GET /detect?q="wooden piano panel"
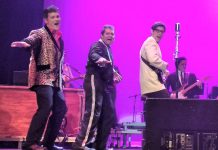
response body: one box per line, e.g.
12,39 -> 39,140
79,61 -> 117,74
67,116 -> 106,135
0,86 -> 84,138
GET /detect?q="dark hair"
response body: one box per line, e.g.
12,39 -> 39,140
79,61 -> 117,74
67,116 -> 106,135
175,57 -> 187,67
151,22 -> 166,32
101,25 -> 115,35
43,5 -> 59,19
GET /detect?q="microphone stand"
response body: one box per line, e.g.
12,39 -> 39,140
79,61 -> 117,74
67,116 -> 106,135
174,23 -> 181,98
128,94 -> 140,122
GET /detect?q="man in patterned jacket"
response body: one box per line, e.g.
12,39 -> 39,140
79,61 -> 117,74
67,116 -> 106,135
11,6 -> 67,150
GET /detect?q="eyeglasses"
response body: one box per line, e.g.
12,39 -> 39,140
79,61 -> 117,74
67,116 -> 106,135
154,29 -> 165,33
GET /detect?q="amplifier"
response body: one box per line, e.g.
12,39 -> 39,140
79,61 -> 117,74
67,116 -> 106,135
144,99 -> 218,150
210,86 -> 218,99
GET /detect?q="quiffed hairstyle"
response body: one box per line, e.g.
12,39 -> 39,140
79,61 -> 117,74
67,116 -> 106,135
175,57 -> 187,67
101,25 -> 115,35
151,22 -> 166,32
43,5 -> 59,19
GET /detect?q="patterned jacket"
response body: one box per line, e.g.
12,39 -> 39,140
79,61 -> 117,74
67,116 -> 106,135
23,26 -> 64,90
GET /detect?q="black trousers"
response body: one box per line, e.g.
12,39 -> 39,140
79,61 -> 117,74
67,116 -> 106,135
142,89 -> 170,99
74,74 -> 115,150
111,85 -> 118,128
24,85 -> 67,149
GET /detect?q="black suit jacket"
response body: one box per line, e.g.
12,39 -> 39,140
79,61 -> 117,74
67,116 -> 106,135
165,72 -> 203,98
86,41 -> 114,84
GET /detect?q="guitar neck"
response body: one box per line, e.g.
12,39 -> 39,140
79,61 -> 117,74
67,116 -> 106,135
182,82 -> 198,95
68,77 -> 82,82
180,76 -> 209,95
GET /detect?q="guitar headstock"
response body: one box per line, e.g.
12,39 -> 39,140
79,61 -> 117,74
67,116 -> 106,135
200,76 -> 212,82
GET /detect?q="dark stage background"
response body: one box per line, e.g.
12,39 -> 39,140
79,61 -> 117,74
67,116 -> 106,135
0,0 -> 44,85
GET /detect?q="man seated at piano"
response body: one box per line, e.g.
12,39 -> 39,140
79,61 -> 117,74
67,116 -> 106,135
62,63 -> 85,88
165,57 -> 203,99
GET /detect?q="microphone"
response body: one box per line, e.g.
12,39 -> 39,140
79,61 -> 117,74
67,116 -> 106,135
174,22 -> 181,59
175,23 -> 180,32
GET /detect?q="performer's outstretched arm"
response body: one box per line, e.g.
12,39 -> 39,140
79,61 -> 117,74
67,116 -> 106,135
11,41 -> 30,48
11,30 -> 41,48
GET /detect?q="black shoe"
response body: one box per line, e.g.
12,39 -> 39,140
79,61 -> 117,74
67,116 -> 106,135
53,145 -> 64,150
84,143 -> 96,150
45,145 -> 63,150
22,144 -> 46,150
71,143 -> 84,150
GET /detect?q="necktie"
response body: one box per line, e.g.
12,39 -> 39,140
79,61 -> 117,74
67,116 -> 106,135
181,72 -> 185,85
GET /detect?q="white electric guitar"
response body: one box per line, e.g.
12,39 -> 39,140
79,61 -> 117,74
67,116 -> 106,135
171,76 -> 210,99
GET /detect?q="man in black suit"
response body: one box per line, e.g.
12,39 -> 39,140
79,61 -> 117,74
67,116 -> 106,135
72,25 -> 122,150
165,57 -> 203,99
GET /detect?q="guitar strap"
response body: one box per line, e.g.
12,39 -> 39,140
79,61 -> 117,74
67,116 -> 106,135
141,56 -> 163,83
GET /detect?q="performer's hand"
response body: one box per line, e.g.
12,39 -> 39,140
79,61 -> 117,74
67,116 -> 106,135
11,41 -> 30,48
63,75 -> 71,83
114,71 -> 122,83
79,74 -> 85,79
96,57 -> 111,64
196,80 -> 202,88
162,69 -> 170,82
164,69 -> 170,77
170,93 -> 176,99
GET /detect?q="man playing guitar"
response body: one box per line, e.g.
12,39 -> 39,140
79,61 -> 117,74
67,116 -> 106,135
165,57 -> 203,99
62,63 -> 85,88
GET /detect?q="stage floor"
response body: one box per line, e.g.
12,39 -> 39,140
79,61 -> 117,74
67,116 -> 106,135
0,142 -> 141,150
0,148 -> 142,150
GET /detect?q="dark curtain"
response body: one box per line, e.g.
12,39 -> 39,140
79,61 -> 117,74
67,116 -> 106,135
0,0 -> 44,85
